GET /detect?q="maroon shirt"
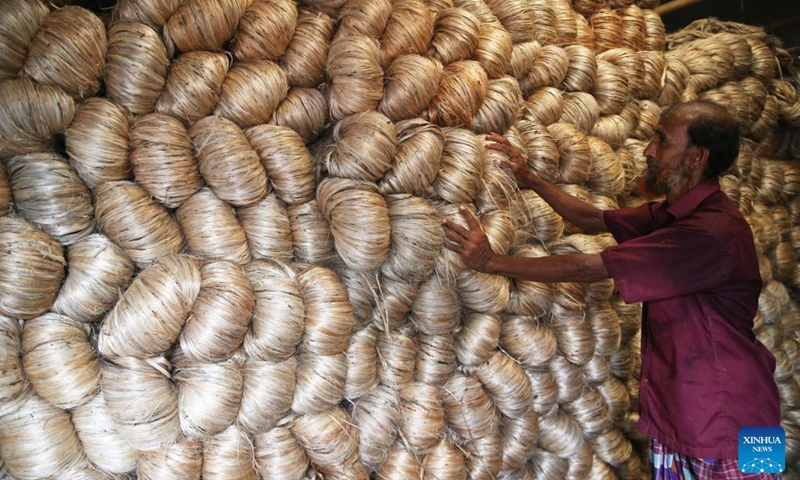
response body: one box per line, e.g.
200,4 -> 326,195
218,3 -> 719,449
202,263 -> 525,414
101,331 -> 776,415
600,177 -> 780,459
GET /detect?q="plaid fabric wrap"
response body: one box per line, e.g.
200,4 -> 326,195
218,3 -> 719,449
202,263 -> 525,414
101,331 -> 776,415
650,438 -> 783,480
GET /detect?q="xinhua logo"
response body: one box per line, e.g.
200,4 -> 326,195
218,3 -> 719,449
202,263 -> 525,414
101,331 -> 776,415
738,426 -> 785,473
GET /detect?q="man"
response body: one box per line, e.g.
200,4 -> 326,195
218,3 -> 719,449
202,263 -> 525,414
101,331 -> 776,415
442,101 -> 781,479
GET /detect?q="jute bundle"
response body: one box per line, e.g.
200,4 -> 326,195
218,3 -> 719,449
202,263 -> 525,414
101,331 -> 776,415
463,433 -> 504,480
297,263 -> 355,355
549,0 -> 577,45
380,54 -> 443,121
509,41 -> 542,80
505,244 -> 554,315
176,188 -> 252,263
317,177 -> 391,272
203,424 -> 258,480
231,0 -> 297,61
288,200 -> 335,264
0,315 -> 26,417
0,0 -> 49,80
283,8 -> 335,88
0,393 -> 87,480
336,0 -> 392,39
523,87 -> 564,127
427,7 -> 480,65
236,195 -> 293,261
591,111 -> 634,149
94,181 -> 185,266
773,80 -> 800,129
180,261 -> 254,362
572,0 -> 604,16
527,45 -> 569,90
584,352 -> 612,386
399,382 -> 446,455
528,0 -> 558,45
590,8 -> 624,54
327,34 -> 384,121
376,442 -> 422,479
104,21 -> 168,115
456,267 -> 511,315
421,440 -> 467,479
501,314 -> 558,372
0,78 -> 74,159
591,60 -> 630,117
598,48 -> 644,100
474,22 -> 512,79
6,153 -> 94,245
587,302 -> 623,356
0,163 -> 8,217
575,14 -> 596,53
481,0 -> 531,43
453,312 -> 500,367
65,97 -> 132,188
620,140 -> 646,195
428,60 -> 488,127
214,61 -> 288,129
671,35 -> 737,94
441,372 -> 499,440
254,427 -> 309,480
563,44 -> 597,93
270,88 -> 328,144
289,407 -> 367,478
433,127 -> 485,204
476,148 -> 518,214
376,326 -> 418,389
115,0 -> 182,29
636,51 -> 667,104
472,76 -> 523,135
599,376 -> 631,424
416,333 -> 457,385
378,119 -> 443,195
21,313 -> 98,409
371,276 -> 416,331
327,259 -> 378,330
526,369 -> 558,414
410,276 -> 460,335
550,307 -> 596,366
190,115 -> 268,207
324,110 -> 397,182
500,410 -> 539,473
471,350 -> 533,419
593,427 -> 634,467
71,392 -> 138,474
565,442 -> 594,479
164,0 -> 248,53
0,215 -> 65,319
379,0 -> 434,67
630,99 -> 660,140
22,6 -> 106,98
345,326 -> 379,399
642,8 -> 665,51
137,436 -> 203,480
454,0 -> 497,25
100,356 -> 180,451
156,52 -> 230,125
238,356 -> 295,435
130,113 -> 203,208
587,136 -> 626,196
514,189 -> 564,244
243,259 -> 304,361
550,354 -> 584,404
560,91 -> 600,134
619,5 -> 647,52
747,37 -> 778,81
381,194 -> 443,283
548,122 -> 592,185
352,384 -> 401,468
174,357 -> 243,438
98,255 -> 201,358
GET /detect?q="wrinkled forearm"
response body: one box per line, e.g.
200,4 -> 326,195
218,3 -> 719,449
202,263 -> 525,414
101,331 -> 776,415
482,252 -> 610,283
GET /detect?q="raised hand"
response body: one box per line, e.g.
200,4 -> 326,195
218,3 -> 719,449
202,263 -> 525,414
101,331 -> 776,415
485,133 -> 537,189
441,206 -> 496,273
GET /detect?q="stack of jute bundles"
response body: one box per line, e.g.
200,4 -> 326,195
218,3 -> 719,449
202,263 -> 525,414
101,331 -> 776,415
0,0 -> 799,479
657,19 -> 800,478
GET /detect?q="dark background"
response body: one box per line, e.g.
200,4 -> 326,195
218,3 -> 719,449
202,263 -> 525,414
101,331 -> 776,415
657,0 -> 800,54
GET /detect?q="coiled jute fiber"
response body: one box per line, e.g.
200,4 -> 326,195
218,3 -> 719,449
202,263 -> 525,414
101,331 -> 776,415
3,0 -> 800,477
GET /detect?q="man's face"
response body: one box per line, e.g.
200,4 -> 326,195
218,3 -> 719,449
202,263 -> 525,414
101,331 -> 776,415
640,115 -> 693,199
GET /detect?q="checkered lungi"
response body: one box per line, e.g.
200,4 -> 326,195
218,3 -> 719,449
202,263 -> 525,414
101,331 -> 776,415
650,438 -> 783,480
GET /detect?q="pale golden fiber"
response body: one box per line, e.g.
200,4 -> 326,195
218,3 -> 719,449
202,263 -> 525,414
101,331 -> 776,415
156,52 -> 230,125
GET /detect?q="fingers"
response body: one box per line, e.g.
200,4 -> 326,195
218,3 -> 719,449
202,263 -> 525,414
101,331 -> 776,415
458,206 -> 482,231
485,133 -> 510,145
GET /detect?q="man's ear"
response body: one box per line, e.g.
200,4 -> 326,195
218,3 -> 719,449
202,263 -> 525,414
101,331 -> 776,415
690,145 -> 710,171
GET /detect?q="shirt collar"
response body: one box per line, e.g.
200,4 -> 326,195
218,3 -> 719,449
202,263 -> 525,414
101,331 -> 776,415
665,177 -> 720,220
